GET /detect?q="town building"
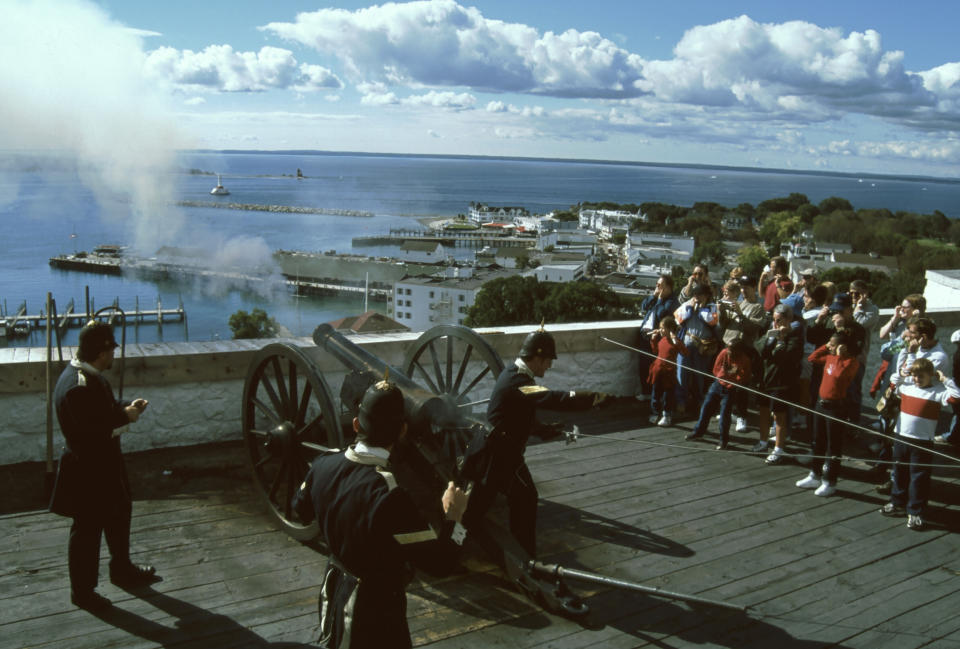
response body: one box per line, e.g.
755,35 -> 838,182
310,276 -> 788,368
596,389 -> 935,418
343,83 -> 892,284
923,269 -> 960,306
390,269 -> 515,330
468,203 -> 529,224
400,240 -> 446,264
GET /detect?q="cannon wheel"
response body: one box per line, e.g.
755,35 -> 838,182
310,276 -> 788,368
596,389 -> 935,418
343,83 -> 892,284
242,343 -> 341,540
402,325 -> 504,406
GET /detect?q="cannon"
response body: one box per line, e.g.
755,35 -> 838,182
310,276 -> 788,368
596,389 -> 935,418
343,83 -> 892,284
241,323 -> 745,616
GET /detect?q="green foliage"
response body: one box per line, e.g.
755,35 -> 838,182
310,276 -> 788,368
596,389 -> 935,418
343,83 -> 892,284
539,281 -> 625,323
693,240 -> 727,269
228,308 -> 279,339
818,196 -> 853,214
465,277 -> 628,326
580,201 -> 641,213
736,245 -> 769,279
553,209 -> 579,222
757,210 -> 804,251
756,193 -> 810,218
464,276 -> 545,326
611,232 -> 627,245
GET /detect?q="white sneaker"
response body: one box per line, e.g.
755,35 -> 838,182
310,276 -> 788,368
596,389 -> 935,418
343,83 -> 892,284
735,417 -> 748,433
657,414 -> 672,427
814,482 -> 837,497
796,473 -> 821,489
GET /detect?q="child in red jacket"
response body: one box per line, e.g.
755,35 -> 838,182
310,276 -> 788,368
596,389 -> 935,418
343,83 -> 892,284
796,332 -> 860,497
685,338 -> 752,449
648,316 -> 687,427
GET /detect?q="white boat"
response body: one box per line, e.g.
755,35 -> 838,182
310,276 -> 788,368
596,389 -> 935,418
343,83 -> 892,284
210,174 -> 230,196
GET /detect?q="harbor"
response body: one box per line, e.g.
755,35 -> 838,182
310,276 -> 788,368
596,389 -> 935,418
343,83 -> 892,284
353,226 -> 538,249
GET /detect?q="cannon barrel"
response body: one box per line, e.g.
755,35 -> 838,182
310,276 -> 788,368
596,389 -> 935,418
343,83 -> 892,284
530,561 -> 747,612
312,323 -> 475,450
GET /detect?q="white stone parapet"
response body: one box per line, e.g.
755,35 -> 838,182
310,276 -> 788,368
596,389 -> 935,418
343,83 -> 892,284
0,321 -> 644,465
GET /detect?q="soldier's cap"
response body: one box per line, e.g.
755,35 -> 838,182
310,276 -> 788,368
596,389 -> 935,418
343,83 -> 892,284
520,328 -> 557,360
357,379 -> 405,446
829,292 -> 853,313
78,321 -> 119,357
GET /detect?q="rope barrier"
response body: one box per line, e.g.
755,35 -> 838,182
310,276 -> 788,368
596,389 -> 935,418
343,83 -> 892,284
600,336 -> 960,467
563,428 -> 958,470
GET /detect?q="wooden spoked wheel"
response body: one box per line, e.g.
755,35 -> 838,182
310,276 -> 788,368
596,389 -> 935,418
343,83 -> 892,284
402,324 -> 504,408
242,343 -> 340,540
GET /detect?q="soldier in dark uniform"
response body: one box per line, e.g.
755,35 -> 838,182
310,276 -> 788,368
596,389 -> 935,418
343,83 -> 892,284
461,327 -> 607,557
297,380 -> 469,649
50,321 -> 158,612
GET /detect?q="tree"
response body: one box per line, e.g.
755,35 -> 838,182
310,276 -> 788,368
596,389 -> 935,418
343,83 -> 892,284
818,196 -> 853,215
229,308 -> 279,339
465,276 -> 544,326
538,280 -> 625,324
693,241 -> 727,269
736,244 -> 769,279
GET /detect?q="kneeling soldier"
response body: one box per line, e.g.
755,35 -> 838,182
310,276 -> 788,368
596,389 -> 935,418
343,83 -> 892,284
296,380 -> 469,649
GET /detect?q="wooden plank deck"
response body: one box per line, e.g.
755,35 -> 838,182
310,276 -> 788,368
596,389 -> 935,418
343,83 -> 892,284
2,403 -> 959,649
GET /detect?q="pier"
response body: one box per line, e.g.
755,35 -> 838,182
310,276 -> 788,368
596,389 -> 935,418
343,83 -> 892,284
353,227 -> 537,249
49,253 -> 391,303
0,293 -> 186,343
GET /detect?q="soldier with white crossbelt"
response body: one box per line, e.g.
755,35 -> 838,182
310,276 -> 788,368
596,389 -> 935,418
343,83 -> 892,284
295,379 -> 469,649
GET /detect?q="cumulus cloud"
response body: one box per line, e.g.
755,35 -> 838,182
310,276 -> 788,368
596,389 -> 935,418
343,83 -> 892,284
638,15 -> 959,130
821,138 -> 960,163
260,3 -> 959,137
144,44 -> 343,92
260,0 -> 644,98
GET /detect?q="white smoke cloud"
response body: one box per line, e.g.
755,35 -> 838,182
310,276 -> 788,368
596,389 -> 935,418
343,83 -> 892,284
0,0 -> 185,252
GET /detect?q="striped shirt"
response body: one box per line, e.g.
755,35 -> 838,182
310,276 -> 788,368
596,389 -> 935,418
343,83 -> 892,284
895,379 -> 960,440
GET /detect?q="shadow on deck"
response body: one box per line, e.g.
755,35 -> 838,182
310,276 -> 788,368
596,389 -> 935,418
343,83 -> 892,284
2,402 -> 959,648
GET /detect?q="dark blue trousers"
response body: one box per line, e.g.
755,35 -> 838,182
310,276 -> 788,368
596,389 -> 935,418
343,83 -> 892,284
890,435 -> 934,516
692,381 -> 737,444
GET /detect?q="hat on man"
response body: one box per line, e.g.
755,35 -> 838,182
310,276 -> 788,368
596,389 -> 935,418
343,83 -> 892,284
520,328 -> 557,360
951,329 -> 960,344
356,379 -> 405,447
800,267 -> 818,278
829,293 -> 853,313
78,320 -> 119,361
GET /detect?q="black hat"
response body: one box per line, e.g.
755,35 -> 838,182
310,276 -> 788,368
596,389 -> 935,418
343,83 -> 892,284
356,380 -> 405,447
78,321 -> 119,360
520,328 -> 557,360
829,293 -> 853,313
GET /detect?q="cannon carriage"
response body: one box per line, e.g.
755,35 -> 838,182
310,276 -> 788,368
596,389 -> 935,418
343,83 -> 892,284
240,323 -> 746,616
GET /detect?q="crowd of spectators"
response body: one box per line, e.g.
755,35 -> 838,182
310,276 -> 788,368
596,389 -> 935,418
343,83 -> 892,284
637,257 -> 960,530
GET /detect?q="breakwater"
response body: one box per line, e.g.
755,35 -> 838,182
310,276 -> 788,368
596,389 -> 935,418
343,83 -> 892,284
177,200 -> 374,217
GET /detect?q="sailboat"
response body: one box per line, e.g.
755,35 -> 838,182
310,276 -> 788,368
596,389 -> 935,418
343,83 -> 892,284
210,174 -> 230,196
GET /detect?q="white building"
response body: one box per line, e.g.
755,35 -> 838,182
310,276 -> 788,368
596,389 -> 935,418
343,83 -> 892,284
400,240 -> 446,263
531,264 -> 584,283
626,232 -> 696,256
468,203 -> 529,224
924,269 -> 960,306
391,270 -> 513,331
494,248 -> 531,269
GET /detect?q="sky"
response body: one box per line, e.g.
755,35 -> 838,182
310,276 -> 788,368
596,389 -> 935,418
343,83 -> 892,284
2,0 -> 960,178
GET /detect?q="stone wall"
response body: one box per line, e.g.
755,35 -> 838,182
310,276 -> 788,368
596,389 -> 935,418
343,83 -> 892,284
0,321 -> 643,465
4,309 -> 958,466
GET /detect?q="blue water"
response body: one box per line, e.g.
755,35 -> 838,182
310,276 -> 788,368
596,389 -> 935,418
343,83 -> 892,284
1,151 -> 957,347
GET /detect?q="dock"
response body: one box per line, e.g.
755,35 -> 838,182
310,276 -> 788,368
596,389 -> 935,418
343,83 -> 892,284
353,227 -> 537,249
2,402 -> 958,648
